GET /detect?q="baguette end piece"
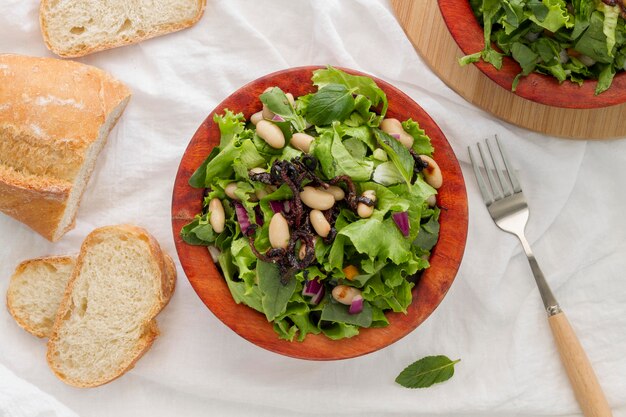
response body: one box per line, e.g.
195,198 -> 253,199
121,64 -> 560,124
0,54 -> 131,241
7,256 -> 77,338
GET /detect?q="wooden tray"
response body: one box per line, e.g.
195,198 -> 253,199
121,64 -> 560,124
390,0 -> 626,139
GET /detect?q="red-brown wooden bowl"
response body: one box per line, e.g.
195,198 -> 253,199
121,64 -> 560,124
439,0 -> 626,109
171,66 -> 468,360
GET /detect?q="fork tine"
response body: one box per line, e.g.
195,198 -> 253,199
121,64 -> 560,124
495,135 -> 522,193
478,141 -> 503,200
468,146 -> 494,205
486,136 -> 513,197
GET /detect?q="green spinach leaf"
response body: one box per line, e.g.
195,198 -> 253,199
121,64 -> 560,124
396,355 -> 461,389
305,84 -> 355,126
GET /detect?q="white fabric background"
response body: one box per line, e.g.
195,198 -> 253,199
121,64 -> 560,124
1,0 -> 625,416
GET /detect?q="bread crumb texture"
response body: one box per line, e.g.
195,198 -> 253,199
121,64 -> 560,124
41,0 -> 206,57
48,227 -> 165,386
7,256 -> 76,338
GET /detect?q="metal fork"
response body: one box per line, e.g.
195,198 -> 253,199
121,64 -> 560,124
469,136 -> 612,417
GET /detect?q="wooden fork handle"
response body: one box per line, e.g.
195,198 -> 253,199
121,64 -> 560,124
548,311 -> 613,417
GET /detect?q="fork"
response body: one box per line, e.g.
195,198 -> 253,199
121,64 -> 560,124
468,136 -> 612,417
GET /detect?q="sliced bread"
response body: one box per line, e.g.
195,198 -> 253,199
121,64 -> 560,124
6,253 -> 176,340
46,225 -> 177,387
40,0 -> 207,58
0,54 -> 131,241
7,256 -> 77,338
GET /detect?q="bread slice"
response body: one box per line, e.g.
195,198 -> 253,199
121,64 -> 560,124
7,256 -> 77,338
40,0 -> 207,58
46,225 -> 177,387
6,252 -> 176,340
0,54 -> 131,241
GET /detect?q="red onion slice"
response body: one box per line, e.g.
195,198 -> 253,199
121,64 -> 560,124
302,278 -> 322,296
390,133 -> 401,140
392,211 -> 410,237
303,278 -> 325,305
269,200 -> 285,214
233,201 -> 252,235
272,114 -> 285,122
349,295 -> 364,314
310,286 -> 325,305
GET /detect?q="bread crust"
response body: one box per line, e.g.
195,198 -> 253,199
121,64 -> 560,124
7,255 -> 76,338
46,225 -> 176,387
0,54 -> 131,241
40,0 -> 207,58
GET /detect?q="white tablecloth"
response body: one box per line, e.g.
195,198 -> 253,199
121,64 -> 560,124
1,1 -> 625,416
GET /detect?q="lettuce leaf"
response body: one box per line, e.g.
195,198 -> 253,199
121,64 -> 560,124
312,66 -> 388,117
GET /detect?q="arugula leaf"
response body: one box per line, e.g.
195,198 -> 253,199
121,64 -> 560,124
395,355 -> 461,389
305,84 -> 355,126
257,261 -> 297,321
373,129 -> 414,186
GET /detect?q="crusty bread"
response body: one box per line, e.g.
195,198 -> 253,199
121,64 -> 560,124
6,253 -> 176,339
46,225 -> 177,387
0,54 -> 131,241
40,0 -> 207,58
7,256 -> 77,338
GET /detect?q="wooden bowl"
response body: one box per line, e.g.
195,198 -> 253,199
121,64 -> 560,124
438,0 -> 626,109
171,66 -> 468,360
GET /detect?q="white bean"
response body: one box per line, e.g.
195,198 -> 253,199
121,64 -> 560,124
251,111 -> 264,125
290,132 -> 315,153
286,92 -> 295,106
300,186 -> 335,210
310,210 -> 331,238
325,185 -> 345,201
427,194 -> 437,207
224,183 -> 239,200
380,118 -> 414,149
249,167 -> 266,175
269,213 -> 290,249
331,285 -> 362,305
256,120 -> 285,149
209,198 -> 225,233
420,155 -> 443,189
357,190 -> 376,218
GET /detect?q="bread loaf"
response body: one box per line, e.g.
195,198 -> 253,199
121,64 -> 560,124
7,256 -> 77,338
46,225 -> 176,387
0,54 -> 131,241
40,0 -> 207,58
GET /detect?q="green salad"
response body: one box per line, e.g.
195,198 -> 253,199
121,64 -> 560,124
462,0 -> 626,94
181,67 -> 443,341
